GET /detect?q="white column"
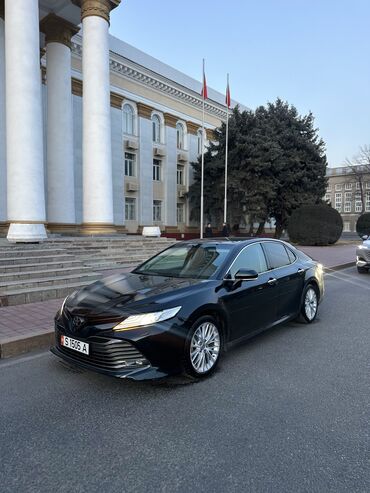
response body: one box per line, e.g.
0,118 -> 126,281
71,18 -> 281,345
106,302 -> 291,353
138,112 -> 153,226
164,124 -> 177,227
81,14 -> 114,232
41,15 -> 79,228
0,13 -> 6,223
5,0 -> 47,242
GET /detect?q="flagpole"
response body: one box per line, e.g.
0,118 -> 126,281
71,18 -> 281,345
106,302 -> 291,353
200,59 -> 205,239
223,73 -> 229,224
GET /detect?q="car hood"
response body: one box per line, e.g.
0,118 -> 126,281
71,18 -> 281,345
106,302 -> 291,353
65,272 -> 210,319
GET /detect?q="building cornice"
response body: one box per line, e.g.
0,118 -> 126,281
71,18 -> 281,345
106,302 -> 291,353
40,14 -> 80,49
71,39 -> 228,121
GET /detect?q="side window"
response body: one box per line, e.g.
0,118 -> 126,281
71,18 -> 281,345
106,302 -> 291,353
263,242 -> 291,269
229,243 -> 267,278
285,246 -> 296,264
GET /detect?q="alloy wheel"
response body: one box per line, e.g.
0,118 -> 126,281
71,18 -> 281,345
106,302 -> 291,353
304,287 -> 318,321
190,322 -> 220,374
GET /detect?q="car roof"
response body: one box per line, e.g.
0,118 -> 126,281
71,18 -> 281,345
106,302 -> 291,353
177,237 -> 289,247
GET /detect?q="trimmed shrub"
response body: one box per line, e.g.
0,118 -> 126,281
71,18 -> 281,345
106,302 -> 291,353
356,213 -> 370,238
288,205 -> 343,246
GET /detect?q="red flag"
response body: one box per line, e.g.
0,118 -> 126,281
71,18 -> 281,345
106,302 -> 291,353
201,65 -> 208,100
225,78 -> 231,108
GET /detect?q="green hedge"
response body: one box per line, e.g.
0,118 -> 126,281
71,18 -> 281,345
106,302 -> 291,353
288,205 -> 343,246
356,213 -> 370,238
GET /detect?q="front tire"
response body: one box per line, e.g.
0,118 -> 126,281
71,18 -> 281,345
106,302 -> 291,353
357,266 -> 368,274
183,316 -> 222,378
297,284 -> 319,324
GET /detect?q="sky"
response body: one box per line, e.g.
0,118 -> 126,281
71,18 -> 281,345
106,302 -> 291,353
110,0 -> 370,168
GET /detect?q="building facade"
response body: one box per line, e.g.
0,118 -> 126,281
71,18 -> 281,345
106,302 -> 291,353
0,0 -> 234,242
326,166 -> 370,232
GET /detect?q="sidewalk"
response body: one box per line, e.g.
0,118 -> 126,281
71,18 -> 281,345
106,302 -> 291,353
0,243 -> 358,359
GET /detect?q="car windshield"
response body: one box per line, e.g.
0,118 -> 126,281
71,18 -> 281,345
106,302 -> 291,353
134,243 -> 232,279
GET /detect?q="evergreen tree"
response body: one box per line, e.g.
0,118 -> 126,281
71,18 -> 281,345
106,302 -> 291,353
188,99 -> 328,237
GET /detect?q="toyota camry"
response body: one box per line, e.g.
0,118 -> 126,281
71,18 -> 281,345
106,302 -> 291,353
51,238 -> 324,380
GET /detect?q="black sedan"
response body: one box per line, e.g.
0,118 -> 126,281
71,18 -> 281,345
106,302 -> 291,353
51,239 -> 324,380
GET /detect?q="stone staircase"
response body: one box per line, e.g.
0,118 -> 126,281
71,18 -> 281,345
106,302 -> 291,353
0,237 -> 177,306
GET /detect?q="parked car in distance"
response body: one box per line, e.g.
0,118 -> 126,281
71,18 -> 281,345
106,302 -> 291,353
356,235 -> 370,273
51,238 -> 325,380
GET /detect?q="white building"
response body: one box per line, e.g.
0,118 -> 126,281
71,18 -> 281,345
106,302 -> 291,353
0,0 -> 236,242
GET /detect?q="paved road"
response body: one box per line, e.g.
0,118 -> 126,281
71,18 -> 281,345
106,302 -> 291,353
1,267 -> 369,493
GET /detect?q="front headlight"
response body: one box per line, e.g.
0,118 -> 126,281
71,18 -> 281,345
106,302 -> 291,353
113,306 -> 182,331
358,245 -> 368,250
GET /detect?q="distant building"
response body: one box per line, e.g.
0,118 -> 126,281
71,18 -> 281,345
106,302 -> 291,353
326,166 -> 370,232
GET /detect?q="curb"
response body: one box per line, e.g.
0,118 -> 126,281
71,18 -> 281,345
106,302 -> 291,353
323,261 -> 355,273
0,262 -> 357,360
0,330 -> 54,359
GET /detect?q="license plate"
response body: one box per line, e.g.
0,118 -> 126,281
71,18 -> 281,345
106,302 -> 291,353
61,335 -> 89,355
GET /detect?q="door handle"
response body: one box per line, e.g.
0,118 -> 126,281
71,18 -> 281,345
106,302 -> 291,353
267,278 -> 277,286
297,268 -> 304,274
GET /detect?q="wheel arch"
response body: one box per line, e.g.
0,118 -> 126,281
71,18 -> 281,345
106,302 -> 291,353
186,305 -> 230,347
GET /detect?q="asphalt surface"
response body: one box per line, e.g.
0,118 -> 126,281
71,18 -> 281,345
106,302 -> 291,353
0,267 -> 369,493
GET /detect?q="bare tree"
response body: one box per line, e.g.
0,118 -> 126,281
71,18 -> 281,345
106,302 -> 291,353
344,145 -> 370,213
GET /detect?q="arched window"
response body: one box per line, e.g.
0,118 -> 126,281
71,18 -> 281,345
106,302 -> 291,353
123,104 -> 134,135
152,114 -> 161,143
176,122 -> 185,149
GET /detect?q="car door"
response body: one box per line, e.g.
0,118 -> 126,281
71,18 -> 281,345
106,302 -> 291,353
220,243 -> 280,341
262,241 -> 305,320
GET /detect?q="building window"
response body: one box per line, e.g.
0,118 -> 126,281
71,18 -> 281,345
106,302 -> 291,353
326,185 -> 332,192
356,182 -> 361,190
125,197 -> 136,221
334,192 -> 342,212
153,159 -> 161,181
343,221 -> 351,232
177,165 -> 184,185
344,201 -> 351,213
152,114 -> 161,143
324,193 -> 331,203
177,203 -> 184,223
366,182 -> 370,189
124,152 -> 136,177
197,129 -> 203,155
123,104 -> 134,135
344,182 -> 352,190
335,184 -> 342,191
153,200 -> 162,222
366,192 -> 370,212
355,192 -> 362,212
176,123 -> 185,150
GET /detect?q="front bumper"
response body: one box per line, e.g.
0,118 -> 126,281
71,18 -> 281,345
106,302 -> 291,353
52,315 -> 187,380
356,248 -> 370,268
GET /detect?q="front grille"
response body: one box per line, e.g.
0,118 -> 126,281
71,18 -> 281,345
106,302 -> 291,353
364,251 -> 370,262
56,331 -> 149,371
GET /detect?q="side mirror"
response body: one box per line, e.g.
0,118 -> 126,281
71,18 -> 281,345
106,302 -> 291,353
234,269 -> 259,281
362,235 -> 369,240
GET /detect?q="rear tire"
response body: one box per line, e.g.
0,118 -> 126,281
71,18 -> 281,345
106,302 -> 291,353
357,266 -> 368,274
297,284 -> 319,324
183,315 -> 222,379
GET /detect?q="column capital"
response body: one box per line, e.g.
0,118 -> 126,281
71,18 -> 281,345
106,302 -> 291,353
137,102 -> 154,119
164,113 -> 178,128
187,121 -> 200,135
72,0 -> 121,23
40,14 -> 80,49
